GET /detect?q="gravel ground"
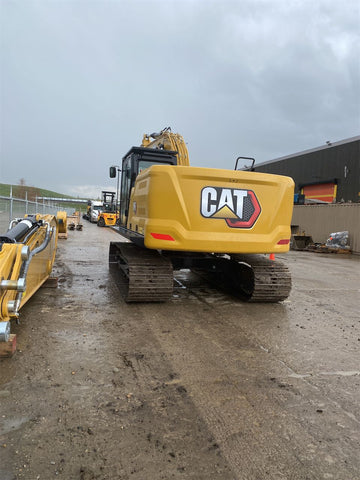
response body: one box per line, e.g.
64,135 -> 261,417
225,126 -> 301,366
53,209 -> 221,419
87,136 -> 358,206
1,222 -> 359,480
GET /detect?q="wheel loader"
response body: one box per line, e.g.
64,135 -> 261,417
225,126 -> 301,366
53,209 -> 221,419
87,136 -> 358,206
0,213 -> 61,343
109,127 -> 294,303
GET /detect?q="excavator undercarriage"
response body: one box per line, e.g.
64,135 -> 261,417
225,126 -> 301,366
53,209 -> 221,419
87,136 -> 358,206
109,242 -> 291,303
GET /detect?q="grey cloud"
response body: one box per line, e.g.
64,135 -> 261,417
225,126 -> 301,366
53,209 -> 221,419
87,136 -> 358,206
1,0 -> 359,197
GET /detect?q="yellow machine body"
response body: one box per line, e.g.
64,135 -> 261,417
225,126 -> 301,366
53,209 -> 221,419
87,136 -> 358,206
110,129 -> 294,303
128,165 -> 294,254
99,212 -> 117,226
97,191 -> 118,227
57,210 -> 67,233
0,214 -> 59,324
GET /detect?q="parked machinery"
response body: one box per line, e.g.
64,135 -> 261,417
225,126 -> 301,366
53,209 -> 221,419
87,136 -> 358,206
97,191 -> 118,227
109,128 -> 294,303
82,201 -> 91,221
0,213 -> 59,341
88,200 -> 104,223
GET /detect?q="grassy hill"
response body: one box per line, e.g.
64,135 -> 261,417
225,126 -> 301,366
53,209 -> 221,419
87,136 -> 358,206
0,183 -> 86,199
0,183 -> 88,211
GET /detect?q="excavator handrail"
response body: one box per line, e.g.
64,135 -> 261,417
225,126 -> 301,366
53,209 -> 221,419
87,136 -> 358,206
234,156 -> 256,171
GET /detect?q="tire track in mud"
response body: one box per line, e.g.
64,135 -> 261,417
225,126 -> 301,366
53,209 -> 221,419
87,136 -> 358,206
99,302 -> 236,479
1,225 -> 236,479
2,225 -> 359,479
140,288 -> 360,480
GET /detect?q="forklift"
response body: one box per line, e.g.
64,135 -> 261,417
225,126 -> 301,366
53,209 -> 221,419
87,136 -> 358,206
97,191 -> 118,227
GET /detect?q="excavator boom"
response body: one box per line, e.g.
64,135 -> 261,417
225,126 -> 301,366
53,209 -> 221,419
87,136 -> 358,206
141,127 -> 190,166
0,213 -> 59,342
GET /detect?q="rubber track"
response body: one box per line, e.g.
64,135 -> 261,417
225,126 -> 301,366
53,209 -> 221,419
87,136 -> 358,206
231,254 -> 292,302
110,242 -> 173,302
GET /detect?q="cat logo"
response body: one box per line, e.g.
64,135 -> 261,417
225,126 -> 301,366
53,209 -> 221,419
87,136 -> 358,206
200,186 -> 261,228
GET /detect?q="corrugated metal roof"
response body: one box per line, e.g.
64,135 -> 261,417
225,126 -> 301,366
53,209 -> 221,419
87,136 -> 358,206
257,135 -> 360,167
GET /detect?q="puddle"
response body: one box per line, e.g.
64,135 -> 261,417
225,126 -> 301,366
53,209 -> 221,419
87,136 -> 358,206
0,416 -> 30,435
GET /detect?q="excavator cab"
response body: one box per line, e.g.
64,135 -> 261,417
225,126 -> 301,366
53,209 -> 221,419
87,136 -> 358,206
118,147 -> 177,227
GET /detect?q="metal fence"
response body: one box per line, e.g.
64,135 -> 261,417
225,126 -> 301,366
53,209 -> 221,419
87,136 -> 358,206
0,189 -> 74,234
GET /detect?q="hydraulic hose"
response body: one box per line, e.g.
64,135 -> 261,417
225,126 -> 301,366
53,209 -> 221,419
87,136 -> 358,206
4,222 -> 55,322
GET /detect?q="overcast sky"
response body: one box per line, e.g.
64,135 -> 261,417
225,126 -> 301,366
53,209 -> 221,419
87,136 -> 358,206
1,0 -> 359,198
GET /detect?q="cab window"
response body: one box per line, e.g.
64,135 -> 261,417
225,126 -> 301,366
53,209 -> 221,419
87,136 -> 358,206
138,160 -> 172,173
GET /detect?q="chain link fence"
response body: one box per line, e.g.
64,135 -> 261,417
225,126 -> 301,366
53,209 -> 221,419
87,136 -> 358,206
0,191 -> 74,234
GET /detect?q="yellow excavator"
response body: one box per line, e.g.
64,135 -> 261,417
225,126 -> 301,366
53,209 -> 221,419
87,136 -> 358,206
0,213 -> 61,343
109,127 -> 294,302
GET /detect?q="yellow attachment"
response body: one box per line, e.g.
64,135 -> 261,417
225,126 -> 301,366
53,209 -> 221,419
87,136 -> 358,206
128,165 -> 294,254
0,214 -> 58,322
57,211 -> 67,233
141,128 -> 190,166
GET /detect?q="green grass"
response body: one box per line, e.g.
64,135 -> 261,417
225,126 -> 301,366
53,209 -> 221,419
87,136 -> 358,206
0,183 -> 89,211
0,183 -> 86,199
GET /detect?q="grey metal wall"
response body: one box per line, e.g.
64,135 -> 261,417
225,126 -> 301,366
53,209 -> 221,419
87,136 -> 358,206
292,203 -> 360,254
254,137 -> 360,203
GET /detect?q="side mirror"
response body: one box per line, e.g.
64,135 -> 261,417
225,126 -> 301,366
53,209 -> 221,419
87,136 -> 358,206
109,166 -> 117,178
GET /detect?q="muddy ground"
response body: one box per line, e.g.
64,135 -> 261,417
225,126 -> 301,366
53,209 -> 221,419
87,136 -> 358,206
0,222 -> 359,480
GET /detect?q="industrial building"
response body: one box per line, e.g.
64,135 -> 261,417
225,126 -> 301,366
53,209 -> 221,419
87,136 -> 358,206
254,136 -> 360,253
254,135 -> 360,204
